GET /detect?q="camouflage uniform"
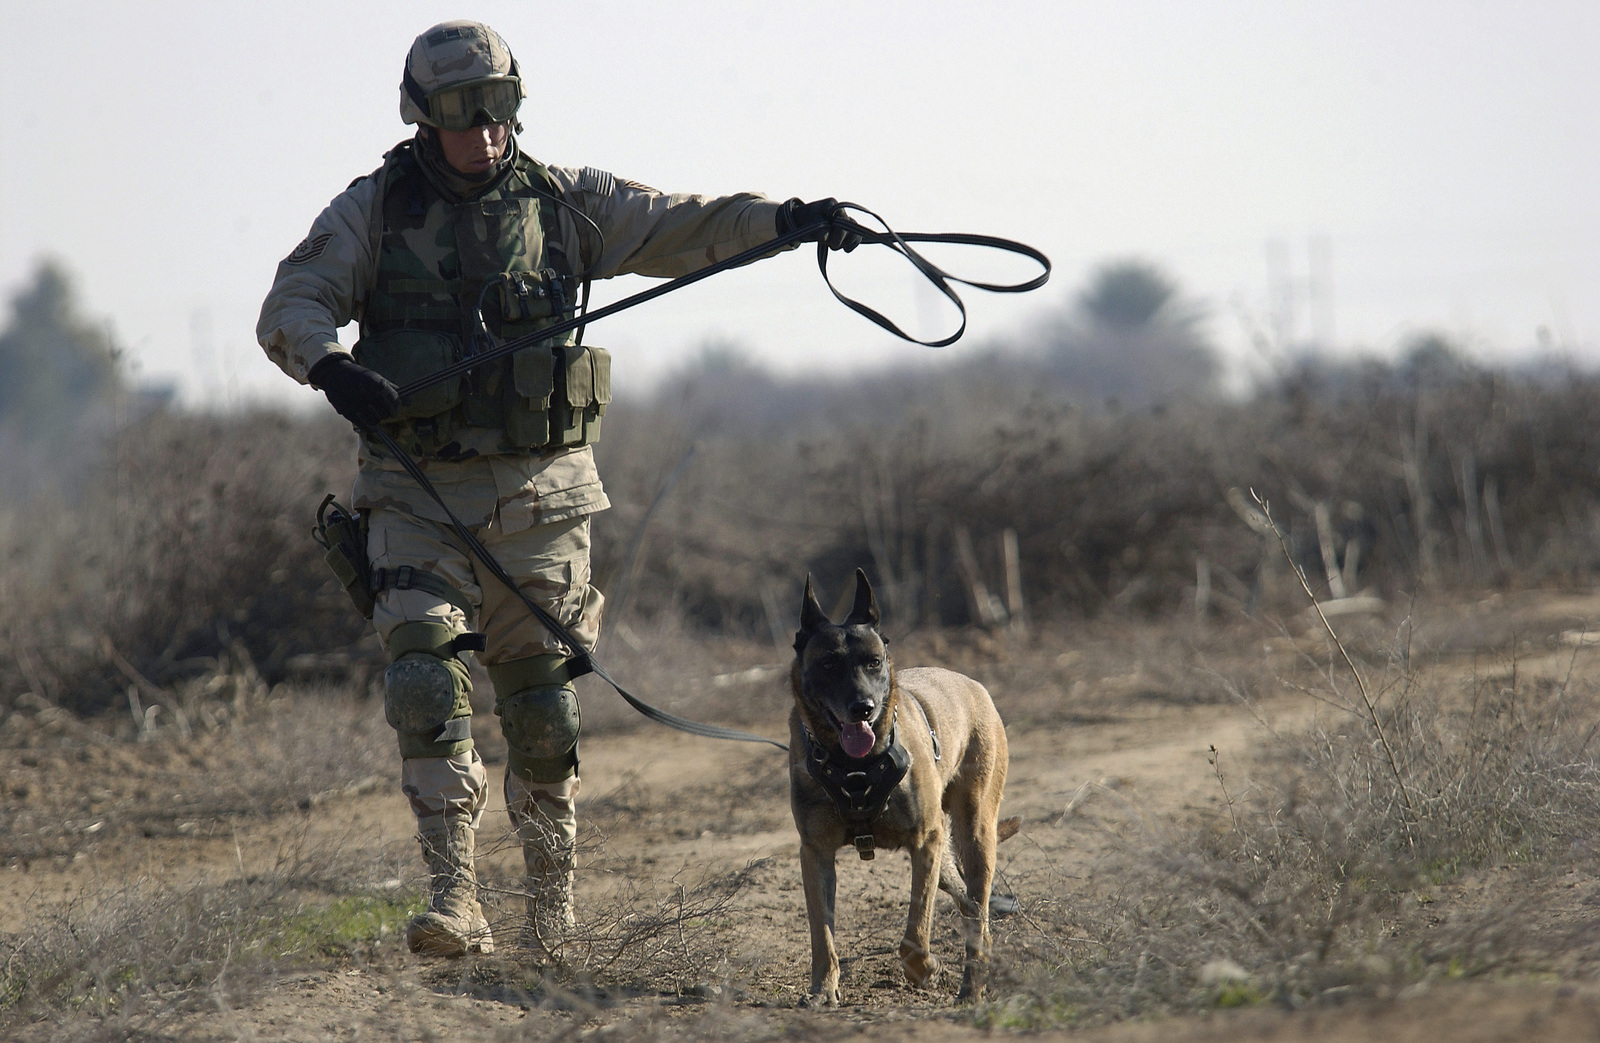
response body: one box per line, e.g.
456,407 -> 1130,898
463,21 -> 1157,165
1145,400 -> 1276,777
257,24 -> 785,961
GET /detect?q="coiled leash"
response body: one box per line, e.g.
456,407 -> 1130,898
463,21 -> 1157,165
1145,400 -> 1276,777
396,207 -> 1051,399
366,208 -> 1051,749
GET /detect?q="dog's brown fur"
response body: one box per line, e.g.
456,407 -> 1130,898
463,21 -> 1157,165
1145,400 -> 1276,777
788,569 -> 1015,1006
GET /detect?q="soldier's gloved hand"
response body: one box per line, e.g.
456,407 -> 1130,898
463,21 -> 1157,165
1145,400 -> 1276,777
308,354 -> 401,429
776,197 -> 862,252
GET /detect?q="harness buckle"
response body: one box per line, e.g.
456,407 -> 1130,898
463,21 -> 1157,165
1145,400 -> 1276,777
853,834 -> 876,860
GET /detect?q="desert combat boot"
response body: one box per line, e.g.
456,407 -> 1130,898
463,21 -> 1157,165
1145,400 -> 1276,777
510,776 -> 578,962
406,821 -> 494,957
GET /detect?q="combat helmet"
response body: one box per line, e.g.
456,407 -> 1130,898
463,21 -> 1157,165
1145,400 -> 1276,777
400,20 -> 524,129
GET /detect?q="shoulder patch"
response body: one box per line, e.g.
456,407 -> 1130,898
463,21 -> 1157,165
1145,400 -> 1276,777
617,177 -> 659,194
578,166 -> 616,197
284,232 -> 333,265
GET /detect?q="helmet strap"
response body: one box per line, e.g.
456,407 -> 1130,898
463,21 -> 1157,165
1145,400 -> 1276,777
401,64 -> 431,111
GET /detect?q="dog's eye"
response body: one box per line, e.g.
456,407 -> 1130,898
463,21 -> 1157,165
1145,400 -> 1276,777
866,657 -> 883,671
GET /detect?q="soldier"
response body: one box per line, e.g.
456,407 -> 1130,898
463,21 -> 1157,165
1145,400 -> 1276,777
257,20 -> 857,960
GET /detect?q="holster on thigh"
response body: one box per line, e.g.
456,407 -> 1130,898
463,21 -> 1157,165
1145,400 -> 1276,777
384,621 -> 478,759
490,654 -> 581,784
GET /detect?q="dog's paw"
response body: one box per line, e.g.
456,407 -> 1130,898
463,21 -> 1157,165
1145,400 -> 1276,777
956,960 -> 988,1003
800,987 -> 840,1009
898,939 -> 942,989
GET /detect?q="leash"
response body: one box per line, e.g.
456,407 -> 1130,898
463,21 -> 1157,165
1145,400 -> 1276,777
369,425 -> 790,751
815,203 -> 1051,348
396,208 -> 1051,398
371,207 -> 1051,750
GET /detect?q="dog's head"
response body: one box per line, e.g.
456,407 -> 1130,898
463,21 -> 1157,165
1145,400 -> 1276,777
792,568 -> 896,761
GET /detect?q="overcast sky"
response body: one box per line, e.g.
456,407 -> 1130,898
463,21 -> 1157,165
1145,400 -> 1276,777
2,0 -> 1596,408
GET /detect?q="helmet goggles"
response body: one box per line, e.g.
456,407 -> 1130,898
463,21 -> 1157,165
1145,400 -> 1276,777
425,77 -> 522,130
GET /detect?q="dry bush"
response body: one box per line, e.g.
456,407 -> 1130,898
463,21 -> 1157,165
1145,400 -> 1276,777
0,682 -> 394,865
0,408 -> 369,717
9,345 -> 1600,724
980,627 -> 1600,1028
0,827 -> 410,1035
471,833 -> 763,998
595,348 -> 1600,635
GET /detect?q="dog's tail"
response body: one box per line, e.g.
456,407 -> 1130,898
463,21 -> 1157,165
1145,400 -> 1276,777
939,816 -> 1025,918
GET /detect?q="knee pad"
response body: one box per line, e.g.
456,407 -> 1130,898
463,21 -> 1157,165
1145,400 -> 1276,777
385,621 -> 475,759
490,655 -> 581,783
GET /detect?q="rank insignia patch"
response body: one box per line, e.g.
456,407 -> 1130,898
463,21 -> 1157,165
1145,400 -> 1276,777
284,232 -> 333,265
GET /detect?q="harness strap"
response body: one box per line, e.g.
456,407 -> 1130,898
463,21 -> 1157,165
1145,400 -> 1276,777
801,720 -> 913,825
434,717 -> 473,744
901,690 -> 941,762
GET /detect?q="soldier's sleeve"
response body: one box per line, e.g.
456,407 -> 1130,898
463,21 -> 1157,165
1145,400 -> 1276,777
545,164 -> 787,280
255,174 -> 381,384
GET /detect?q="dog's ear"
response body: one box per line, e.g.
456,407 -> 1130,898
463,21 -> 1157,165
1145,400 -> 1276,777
844,567 -> 880,627
796,575 -> 829,653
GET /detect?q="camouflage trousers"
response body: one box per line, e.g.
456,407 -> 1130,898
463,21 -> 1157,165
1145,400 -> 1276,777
369,509 -> 603,664
370,507 -> 603,826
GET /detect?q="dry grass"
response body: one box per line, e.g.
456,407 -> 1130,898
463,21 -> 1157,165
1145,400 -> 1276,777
7,348 -> 1600,1037
0,828 -> 410,1033
977,614 -> 1600,1029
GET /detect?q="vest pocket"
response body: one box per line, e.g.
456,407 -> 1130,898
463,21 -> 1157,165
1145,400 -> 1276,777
507,343 -> 556,447
559,345 -> 611,446
506,343 -> 611,448
353,330 -> 462,420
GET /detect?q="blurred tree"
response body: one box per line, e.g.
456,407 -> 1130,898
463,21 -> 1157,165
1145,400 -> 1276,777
0,261 -> 123,442
1080,261 -> 1183,328
1398,331 -> 1480,391
1041,259 -> 1219,406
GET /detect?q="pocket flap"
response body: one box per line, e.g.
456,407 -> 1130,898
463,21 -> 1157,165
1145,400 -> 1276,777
565,346 -> 593,407
591,346 -> 612,407
512,343 -> 556,407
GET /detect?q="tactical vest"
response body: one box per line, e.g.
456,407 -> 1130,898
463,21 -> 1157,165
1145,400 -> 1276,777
355,142 -> 610,457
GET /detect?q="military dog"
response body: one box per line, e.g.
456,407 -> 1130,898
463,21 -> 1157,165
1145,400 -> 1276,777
789,569 -> 1016,1006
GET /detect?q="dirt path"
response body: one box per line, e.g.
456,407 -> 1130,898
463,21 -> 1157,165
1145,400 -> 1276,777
8,595 -> 1600,1040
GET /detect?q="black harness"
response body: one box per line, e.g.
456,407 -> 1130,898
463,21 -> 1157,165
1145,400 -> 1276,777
801,718 -> 912,861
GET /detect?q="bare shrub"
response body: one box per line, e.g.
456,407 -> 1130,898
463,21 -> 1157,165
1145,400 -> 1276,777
594,345 -> 1600,633
0,408 -> 369,717
459,822 -> 762,1003
983,628 -> 1600,1028
0,682 -> 393,865
0,829 -> 408,1034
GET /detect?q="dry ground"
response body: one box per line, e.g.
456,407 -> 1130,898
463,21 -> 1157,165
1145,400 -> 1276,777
6,590 -> 1600,1040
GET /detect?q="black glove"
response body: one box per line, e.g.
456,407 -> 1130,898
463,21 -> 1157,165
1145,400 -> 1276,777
308,354 -> 401,429
776,197 -> 862,252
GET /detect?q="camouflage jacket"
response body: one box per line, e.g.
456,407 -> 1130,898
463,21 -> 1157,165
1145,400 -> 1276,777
257,141 -> 784,534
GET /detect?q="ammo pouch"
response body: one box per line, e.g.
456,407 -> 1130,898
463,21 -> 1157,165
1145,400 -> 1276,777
352,327 -> 610,453
353,330 -> 462,421
506,341 -> 612,449
313,494 -> 375,619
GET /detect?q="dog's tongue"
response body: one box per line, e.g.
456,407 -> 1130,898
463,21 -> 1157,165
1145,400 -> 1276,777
840,721 -> 876,759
